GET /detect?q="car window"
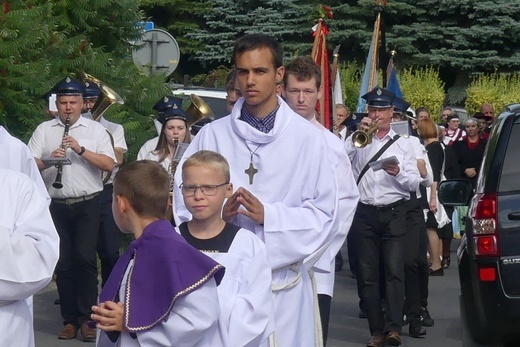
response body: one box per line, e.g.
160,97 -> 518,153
499,122 -> 520,192
202,97 -> 229,119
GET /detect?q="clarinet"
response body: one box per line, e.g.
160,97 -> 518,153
52,113 -> 71,189
166,139 -> 179,221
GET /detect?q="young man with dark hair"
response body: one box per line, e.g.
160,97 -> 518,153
174,34 -> 339,346
282,56 -> 359,345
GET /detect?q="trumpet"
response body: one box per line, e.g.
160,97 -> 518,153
351,119 -> 380,148
52,113 -> 71,189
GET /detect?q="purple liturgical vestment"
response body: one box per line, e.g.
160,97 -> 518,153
98,219 -> 225,332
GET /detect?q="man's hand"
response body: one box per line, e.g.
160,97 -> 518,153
51,147 -> 66,158
62,135 -> 82,154
223,190 -> 241,222
359,117 -> 373,132
91,301 -> 124,332
223,187 -> 264,225
465,168 -> 477,178
383,162 -> 400,176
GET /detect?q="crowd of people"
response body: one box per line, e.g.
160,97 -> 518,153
1,32 -> 493,347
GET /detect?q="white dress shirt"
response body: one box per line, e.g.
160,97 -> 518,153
28,116 -> 115,198
346,128 -> 421,206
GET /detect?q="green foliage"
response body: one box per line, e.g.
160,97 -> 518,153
465,72 -> 520,115
338,61 -> 362,112
399,66 -> 445,123
188,0 -> 320,65
140,0 -> 210,53
191,65 -> 232,88
0,1 -> 168,159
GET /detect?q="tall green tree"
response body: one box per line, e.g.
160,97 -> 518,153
188,0 -> 321,66
0,1 -> 169,159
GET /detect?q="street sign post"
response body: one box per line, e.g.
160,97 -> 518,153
132,29 -> 180,76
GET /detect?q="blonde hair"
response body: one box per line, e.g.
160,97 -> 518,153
182,150 -> 230,182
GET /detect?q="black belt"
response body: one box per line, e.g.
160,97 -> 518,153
52,192 -> 100,205
360,198 -> 406,210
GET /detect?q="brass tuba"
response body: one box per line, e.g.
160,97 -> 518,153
351,120 -> 380,148
78,72 -> 124,183
186,94 -> 215,127
77,72 -> 124,121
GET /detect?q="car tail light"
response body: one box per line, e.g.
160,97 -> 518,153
471,193 -> 499,257
479,267 -> 497,282
474,235 -> 497,255
472,193 -> 497,234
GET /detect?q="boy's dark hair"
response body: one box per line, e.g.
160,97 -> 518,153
225,69 -> 236,92
114,160 -> 169,219
233,33 -> 284,69
182,150 -> 230,183
283,56 -> 321,89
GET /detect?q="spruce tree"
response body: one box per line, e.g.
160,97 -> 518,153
188,0 -> 320,66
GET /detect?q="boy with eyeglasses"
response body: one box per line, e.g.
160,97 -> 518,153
91,160 -> 224,346
177,150 -> 275,347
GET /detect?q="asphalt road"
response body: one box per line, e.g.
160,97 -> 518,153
32,239 -> 499,347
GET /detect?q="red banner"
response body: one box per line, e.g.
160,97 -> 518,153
311,19 -> 331,129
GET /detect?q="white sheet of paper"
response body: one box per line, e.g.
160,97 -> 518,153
369,155 -> 399,171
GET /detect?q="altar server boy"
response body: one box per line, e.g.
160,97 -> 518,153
178,150 -> 275,347
91,160 -> 225,346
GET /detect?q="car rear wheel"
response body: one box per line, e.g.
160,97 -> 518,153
460,294 -> 498,344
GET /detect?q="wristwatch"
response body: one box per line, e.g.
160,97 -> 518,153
77,146 -> 86,156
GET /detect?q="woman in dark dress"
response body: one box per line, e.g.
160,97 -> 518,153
453,118 -> 487,191
437,126 -> 461,268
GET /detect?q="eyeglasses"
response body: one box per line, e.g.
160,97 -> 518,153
442,113 -> 451,117
179,182 -> 229,197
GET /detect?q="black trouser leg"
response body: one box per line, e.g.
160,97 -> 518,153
52,197 -> 100,326
347,228 -> 359,278
97,185 -> 121,287
403,196 -> 422,325
356,203 -> 406,334
318,294 -> 331,345
417,212 -> 429,309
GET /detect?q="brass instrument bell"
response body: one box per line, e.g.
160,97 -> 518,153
351,121 -> 380,148
77,72 -> 124,121
186,94 -> 215,127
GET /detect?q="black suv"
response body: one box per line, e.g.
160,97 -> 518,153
439,104 -> 520,345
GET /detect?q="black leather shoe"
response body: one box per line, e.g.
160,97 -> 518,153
442,256 -> 451,268
428,267 -> 444,276
409,323 -> 427,338
420,307 -> 435,326
358,310 -> 367,319
386,331 -> 402,346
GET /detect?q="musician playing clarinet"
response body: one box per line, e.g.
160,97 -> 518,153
28,76 -> 115,342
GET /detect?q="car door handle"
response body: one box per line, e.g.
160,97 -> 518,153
508,212 -> 520,220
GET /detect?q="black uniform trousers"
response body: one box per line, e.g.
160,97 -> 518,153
51,196 -> 100,327
97,184 -> 121,287
403,193 -> 429,324
353,200 -> 407,334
